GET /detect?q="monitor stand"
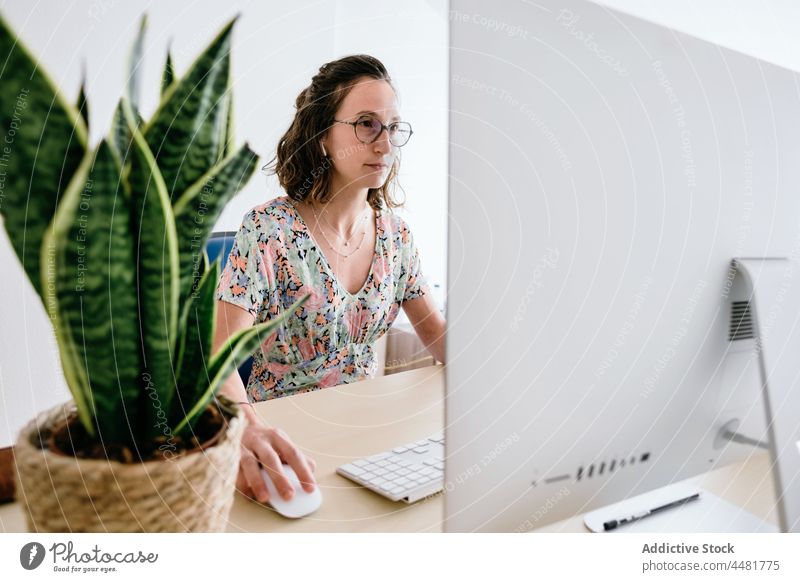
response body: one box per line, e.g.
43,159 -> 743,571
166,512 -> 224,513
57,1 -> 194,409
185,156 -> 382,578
585,258 -> 800,533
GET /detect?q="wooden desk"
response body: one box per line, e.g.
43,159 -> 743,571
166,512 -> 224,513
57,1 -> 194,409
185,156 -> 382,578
0,364 -> 778,532
227,365 -> 446,532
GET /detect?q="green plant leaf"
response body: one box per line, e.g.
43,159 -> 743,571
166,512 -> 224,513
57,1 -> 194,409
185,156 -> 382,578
126,14 -> 147,113
0,12 -> 87,298
221,83 -> 234,159
40,151 -> 95,436
170,258 -> 219,426
160,48 -> 175,97
173,294 -> 310,436
143,16 -> 237,202
173,142 -> 257,302
108,15 -> 148,163
76,67 -> 89,131
109,100 -> 143,164
123,100 -> 181,439
44,141 -> 141,444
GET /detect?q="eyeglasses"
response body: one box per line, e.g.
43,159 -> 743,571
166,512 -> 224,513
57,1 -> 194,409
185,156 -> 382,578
333,115 -> 413,147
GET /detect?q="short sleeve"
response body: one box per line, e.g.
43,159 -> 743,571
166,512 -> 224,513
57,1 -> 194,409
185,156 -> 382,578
216,211 -> 270,317
399,218 -> 430,303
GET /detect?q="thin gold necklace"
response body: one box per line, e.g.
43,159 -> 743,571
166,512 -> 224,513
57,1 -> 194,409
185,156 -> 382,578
311,204 -> 369,259
318,203 -> 368,247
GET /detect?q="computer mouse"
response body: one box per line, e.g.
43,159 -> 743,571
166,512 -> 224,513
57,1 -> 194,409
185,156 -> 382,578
259,464 -> 322,518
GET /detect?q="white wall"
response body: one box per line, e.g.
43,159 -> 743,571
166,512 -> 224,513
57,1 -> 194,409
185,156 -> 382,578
594,0 -> 800,72
0,0 -> 447,447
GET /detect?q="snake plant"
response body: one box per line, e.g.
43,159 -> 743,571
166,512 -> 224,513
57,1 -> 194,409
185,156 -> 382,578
0,14 -> 306,447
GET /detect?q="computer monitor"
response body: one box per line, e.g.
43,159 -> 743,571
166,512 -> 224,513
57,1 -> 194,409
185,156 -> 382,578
444,0 -> 800,532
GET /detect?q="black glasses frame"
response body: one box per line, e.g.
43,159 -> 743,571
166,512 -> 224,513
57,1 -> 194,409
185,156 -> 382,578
333,115 -> 414,147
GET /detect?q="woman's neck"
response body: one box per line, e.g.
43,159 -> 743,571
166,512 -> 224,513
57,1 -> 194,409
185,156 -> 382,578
311,184 -> 371,234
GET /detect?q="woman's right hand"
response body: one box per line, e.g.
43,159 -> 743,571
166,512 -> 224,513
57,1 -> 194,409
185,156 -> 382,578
214,301 -> 317,503
236,415 -> 317,504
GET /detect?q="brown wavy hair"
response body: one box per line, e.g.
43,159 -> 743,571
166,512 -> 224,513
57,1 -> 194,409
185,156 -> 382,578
265,54 -> 405,211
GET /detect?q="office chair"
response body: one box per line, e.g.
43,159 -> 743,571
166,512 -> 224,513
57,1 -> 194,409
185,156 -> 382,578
206,232 -> 254,387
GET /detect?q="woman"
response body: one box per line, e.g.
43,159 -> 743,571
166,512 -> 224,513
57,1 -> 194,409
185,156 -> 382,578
215,55 -> 446,505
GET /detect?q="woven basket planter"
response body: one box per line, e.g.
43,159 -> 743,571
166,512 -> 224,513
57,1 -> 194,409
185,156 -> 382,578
14,400 -> 245,532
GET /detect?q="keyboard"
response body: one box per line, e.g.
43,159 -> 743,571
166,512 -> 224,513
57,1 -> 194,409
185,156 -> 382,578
336,433 -> 445,503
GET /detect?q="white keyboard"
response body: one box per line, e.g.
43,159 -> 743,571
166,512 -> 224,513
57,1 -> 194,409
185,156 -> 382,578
336,433 -> 445,503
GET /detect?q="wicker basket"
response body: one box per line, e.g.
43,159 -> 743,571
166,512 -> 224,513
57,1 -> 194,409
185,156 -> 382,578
14,400 -> 244,532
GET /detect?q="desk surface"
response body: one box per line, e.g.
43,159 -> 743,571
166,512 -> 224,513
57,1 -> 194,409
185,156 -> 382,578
0,365 -> 778,532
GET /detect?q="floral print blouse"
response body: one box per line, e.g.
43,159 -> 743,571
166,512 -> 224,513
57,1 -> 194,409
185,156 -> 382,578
216,195 -> 429,402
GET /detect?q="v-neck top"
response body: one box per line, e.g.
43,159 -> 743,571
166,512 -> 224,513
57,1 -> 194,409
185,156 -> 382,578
288,197 -> 379,297
216,195 -> 430,401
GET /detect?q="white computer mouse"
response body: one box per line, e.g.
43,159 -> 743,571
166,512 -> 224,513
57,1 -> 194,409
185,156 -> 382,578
259,465 -> 322,518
